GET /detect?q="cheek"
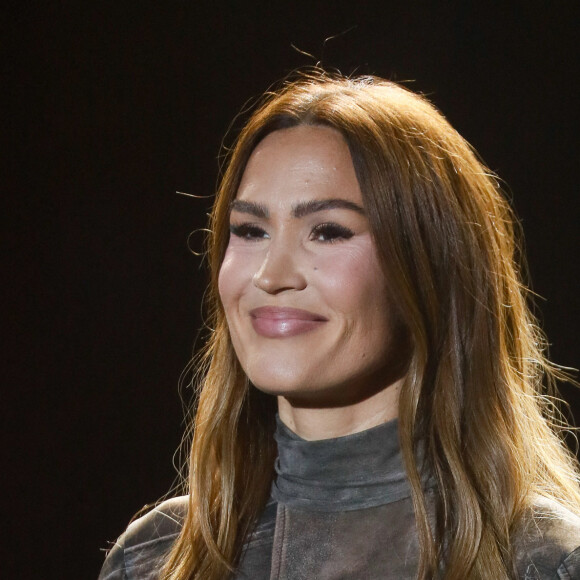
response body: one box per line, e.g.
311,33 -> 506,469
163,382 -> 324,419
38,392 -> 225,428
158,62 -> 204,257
314,246 -> 387,319
217,248 -> 246,307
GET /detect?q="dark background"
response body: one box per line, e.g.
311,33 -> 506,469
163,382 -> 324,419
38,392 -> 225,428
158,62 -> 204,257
4,2 -> 579,578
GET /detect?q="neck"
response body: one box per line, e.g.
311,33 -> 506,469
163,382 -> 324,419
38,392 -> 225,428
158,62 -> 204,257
277,376 -> 403,441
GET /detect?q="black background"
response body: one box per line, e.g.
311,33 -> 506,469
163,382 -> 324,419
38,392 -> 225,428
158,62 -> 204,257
4,2 -> 579,578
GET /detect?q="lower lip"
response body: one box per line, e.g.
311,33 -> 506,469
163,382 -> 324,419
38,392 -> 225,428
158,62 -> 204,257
251,317 -> 326,338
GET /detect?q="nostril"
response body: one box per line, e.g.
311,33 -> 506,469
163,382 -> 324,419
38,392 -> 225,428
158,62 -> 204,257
252,251 -> 307,294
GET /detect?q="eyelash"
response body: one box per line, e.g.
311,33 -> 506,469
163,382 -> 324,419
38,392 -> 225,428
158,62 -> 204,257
310,222 -> 354,243
229,223 -> 268,241
229,222 -> 354,243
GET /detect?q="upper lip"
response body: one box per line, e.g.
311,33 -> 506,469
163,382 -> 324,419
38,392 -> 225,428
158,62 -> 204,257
249,306 -> 327,321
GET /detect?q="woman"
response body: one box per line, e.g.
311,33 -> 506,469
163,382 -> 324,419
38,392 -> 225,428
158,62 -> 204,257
99,72 -> 580,579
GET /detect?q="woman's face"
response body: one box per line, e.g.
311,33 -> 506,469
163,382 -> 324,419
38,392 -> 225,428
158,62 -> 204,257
218,125 -> 403,406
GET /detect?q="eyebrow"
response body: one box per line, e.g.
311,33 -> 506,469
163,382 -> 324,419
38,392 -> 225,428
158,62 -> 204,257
230,198 -> 365,219
292,199 -> 365,218
230,200 -> 269,218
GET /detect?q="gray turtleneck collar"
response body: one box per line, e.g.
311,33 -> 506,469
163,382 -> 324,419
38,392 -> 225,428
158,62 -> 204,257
271,415 -> 415,512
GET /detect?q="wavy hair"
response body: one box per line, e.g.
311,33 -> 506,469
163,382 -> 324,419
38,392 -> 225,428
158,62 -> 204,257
162,72 -> 580,579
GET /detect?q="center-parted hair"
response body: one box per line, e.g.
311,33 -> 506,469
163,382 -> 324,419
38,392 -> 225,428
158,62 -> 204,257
163,72 -> 580,580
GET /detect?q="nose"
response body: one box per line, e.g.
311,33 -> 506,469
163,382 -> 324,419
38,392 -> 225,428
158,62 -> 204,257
253,241 -> 307,294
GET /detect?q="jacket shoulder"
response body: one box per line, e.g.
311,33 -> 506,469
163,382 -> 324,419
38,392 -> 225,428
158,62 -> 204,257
515,496 -> 580,579
98,496 -> 187,580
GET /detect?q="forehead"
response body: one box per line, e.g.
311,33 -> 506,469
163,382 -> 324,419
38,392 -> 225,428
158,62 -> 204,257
236,125 -> 363,207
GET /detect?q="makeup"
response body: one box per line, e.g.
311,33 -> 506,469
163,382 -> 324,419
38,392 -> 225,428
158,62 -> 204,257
250,307 -> 327,338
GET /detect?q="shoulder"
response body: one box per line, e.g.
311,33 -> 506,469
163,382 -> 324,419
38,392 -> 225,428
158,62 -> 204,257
122,496 -> 187,547
514,495 -> 580,579
98,496 -> 187,580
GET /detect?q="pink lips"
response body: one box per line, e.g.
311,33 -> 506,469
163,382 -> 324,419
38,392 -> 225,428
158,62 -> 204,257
249,307 -> 327,338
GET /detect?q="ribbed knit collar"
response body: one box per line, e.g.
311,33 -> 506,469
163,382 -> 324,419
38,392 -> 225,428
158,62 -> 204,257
271,415 -> 416,512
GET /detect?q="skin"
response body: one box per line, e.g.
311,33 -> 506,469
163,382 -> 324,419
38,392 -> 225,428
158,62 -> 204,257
218,125 -> 407,440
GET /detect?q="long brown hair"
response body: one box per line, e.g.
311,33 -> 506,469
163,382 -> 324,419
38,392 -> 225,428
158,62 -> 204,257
163,71 -> 580,579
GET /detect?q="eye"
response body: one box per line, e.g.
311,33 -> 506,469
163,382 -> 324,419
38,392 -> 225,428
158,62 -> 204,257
310,222 -> 355,243
229,223 -> 269,241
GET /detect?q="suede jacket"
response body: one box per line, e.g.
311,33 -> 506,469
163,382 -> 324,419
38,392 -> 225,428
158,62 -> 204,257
99,419 -> 580,579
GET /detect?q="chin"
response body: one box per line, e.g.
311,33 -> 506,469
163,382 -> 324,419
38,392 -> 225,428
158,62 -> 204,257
248,373 -> 349,408
248,372 -> 312,397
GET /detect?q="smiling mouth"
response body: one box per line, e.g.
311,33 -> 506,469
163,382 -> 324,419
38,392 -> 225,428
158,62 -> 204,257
249,307 -> 327,338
